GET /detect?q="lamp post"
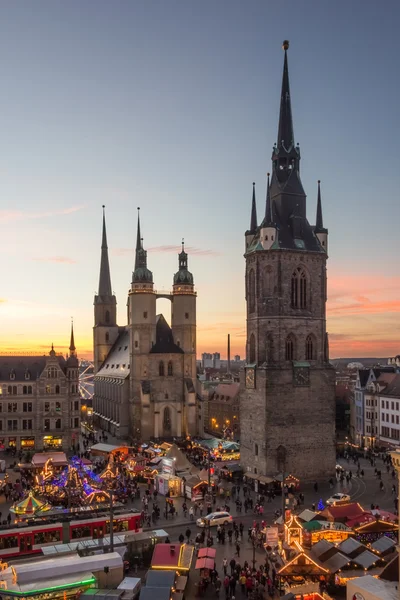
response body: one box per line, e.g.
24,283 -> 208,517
389,449 -> 400,600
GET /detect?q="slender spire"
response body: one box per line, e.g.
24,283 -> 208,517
315,180 -> 324,231
98,205 -> 113,296
277,40 -> 294,151
135,207 -> 142,270
69,318 -> 76,355
249,182 -> 257,233
265,173 -> 274,225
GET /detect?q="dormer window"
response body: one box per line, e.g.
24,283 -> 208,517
111,364 -> 115,369
25,371 -> 31,380
116,364 -> 120,368
9,371 -> 15,381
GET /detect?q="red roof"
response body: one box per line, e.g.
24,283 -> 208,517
151,544 -> 181,568
346,513 -> 374,527
325,502 -> 365,520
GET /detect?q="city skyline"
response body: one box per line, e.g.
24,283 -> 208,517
0,1 -> 399,360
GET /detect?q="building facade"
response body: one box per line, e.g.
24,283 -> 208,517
207,382 -> 240,440
239,42 -> 336,480
0,327 -> 81,453
93,210 -> 198,441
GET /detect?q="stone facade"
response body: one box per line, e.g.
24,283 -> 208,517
93,211 -> 198,442
0,339 -> 81,453
239,43 -> 336,481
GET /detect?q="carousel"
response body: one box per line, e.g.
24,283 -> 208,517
10,491 -> 50,518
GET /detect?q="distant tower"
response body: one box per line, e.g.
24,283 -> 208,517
227,334 -> 231,374
93,206 -> 118,373
171,240 -> 197,379
128,209 -> 156,438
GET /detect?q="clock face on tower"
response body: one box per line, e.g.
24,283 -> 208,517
293,366 -> 310,387
245,367 -> 255,389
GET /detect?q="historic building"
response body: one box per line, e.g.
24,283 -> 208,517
239,42 -> 336,480
93,209 -> 198,441
0,326 -> 81,452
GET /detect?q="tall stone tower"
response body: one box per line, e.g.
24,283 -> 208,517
239,42 -> 335,481
93,206 -> 119,373
171,241 -> 197,379
128,209 -> 157,439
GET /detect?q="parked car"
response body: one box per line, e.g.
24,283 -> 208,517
196,511 -> 233,528
325,492 -> 351,506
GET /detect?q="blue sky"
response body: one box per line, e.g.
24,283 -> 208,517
0,0 -> 399,358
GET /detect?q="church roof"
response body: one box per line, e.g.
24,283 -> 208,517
150,315 -> 184,354
95,329 -> 130,379
0,356 -> 66,381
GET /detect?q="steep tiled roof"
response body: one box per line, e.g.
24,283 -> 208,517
150,315 -> 183,355
0,356 -> 66,381
95,329 -> 130,380
379,373 -> 400,397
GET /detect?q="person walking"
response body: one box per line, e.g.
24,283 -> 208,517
223,558 -> 228,576
235,542 -> 240,558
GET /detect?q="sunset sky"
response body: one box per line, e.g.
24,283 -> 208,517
0,1 -> 399,360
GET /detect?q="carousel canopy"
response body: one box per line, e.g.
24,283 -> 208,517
11,491 -> 49,515
164,444 -> 196,473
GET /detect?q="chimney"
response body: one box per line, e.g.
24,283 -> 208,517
227,334 -> 231,374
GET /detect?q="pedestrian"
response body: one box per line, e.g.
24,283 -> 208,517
223,576 -> 230,599
235,542 -> 240,558
223,558 -> 228,576
185,528 -> 191,543
230,557 -> 236,575
189,506 -> 194,521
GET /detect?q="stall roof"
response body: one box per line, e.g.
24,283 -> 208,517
151,543 -> 194,571
352,550 -> 381,569
371,536 -> 396,555
82,590 -> 122,600
117,578 -> 141,591
338,537 -> 364,556
31,452 -> 68,467
90,443 -> 126,454
298,509 -> 318,523
348,575 -> 398,600
322,552 -> 349,573
140,587 -> 171,600
146,570 -> 175,588
2,571 -> 96,595
10,552 -> 122,583
310,539 -> 335,559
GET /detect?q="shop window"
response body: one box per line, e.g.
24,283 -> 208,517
23,402 -> 32,413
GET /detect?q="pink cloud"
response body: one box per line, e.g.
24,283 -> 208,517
33,256 -> 77,264
0,205 -> 84,223
112,245 -> 221,257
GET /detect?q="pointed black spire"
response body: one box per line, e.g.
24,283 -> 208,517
315,180 -> 324,231
249,182 -> 257,233
135,207 -> 142,270
277,40 -> 294,151
132,210 -> 153,284
98,206 -> 113,296
69,318 -> 76,355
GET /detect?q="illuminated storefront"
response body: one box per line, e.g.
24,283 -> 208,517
43,436 -> 63,449
21,438 -> 35,450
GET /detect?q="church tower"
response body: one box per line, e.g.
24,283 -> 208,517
128,209 -> 157,439
93,206 -> 118,373
239,42 -> 335,481
171,241 -> 197,378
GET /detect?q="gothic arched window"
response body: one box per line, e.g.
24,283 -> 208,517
266,334 -> 274,364
285,335 -> 295,361
255,443 -> 259,456
305,335 -> 314,361
28,386 -> 32,394
248,269 -> 256,313
291,267 -> 308,309
163,406 -> 171,431
249,333 -> 256,363
159,361 -> 165,377
23,386 -> 27,395
105,310 -> 110,324
167,361 -> 173,376
105,332 -> 109,343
